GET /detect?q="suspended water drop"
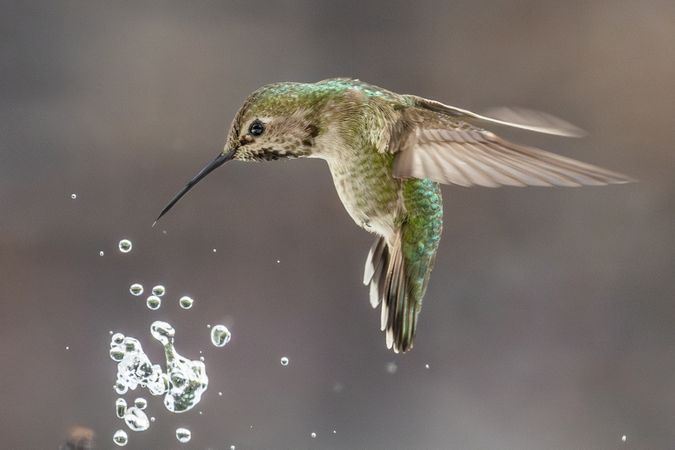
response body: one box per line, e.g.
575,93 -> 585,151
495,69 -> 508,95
134,397 -> 147,410
152,285 -> 166,297
114,381 -> 128,395
179,296 -> 193,309
111,333 -> 125,346
276,259 -> 280,264
129,283 -> 144,296
70,193 -> 77,199
218,391 -> 223,396
622,435 -> 627,443
176,427 -> 191,443
333,430 -> 337,434
99,251 -> 105,256
386,362 -> 397,374
146,296 -> 161,310
280,356 -> 289,366
230,445 -> 236,450
212,248 -> 217,253
424,363 -> 430,369
199,356 -> 205,362
65,346 -> 70,350
210,325 -> 231,348
124,406 -> 149,432
118,239 -> 132,253
115,398 -> 127,419
311,432 -> 317,439
150,321 -> 175,345
112,429 -> 128,446
150,417 -> 156,423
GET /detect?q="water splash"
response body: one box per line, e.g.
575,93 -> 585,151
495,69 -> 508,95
210,325 -> 231,347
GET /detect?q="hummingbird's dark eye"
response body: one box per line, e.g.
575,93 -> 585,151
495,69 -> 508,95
248,120 -> 265,136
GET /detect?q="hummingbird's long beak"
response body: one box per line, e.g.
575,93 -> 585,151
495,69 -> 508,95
153,148 -> 236,226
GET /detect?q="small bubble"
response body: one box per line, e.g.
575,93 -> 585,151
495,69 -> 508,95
111,333 -> 125,345
212,248 -> 217,253
152,285 -> 165,297
124,406 -> 149,432
99,251 -> 105,256
70,193 -> 77,199
424,363 -> 430,369
65,346 -> 70,350
162,229 -> 167,235
114,381 -> 128,395
115,398 -> 127,419
179,296 -> 193,309
150,417 -> 156,423
206,324 -> 211,329
311,432 -> 317,439
276,259 -> 280,264
280,356 -> 289,366
118,239 -> 132,253
198,410 -> 203,415
175,427 -> 191,443
146,296 -> 161,310
230,446 -> 236,450
113,429 -> 128,446
622,435 -> 627,442
218,391 -> 223,396
333,430 -> 337,434
109,330 -> 114,335
134,397 -> 147,410
385,362 -> 397,374
210,325 -> 231,348
129,283 -> 144,296
199,356 -> 205,362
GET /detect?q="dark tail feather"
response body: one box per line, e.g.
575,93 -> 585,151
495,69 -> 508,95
363,234 -> 419,353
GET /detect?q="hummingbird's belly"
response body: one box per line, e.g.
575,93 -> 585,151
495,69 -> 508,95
326,152 -> 402,237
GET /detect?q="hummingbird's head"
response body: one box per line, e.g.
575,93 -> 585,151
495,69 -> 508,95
226,84 -> 321,161
154,82 -> 322,225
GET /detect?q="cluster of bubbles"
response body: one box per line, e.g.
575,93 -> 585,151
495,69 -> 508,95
128,283 -> 198,311
109,320 -> 217,445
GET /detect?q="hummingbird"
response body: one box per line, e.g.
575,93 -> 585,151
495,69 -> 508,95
155,78 -> 632,353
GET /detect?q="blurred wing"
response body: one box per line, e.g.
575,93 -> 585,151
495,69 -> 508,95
410,96 -> 586,137
393,128 -> 634,187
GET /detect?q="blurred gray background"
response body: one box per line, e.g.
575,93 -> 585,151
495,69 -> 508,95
1,1 -> 674,449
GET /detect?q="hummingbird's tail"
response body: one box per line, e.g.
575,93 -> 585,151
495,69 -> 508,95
363,231 -> 438,353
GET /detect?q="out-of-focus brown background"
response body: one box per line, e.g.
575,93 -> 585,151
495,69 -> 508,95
2,1 -> 674,449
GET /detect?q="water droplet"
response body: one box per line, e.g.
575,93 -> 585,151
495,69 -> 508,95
424,363 -> 430,369
134,397 -> 147,410
198,410 -> 203,415
152,285 -> 165,297
70,193 -> 77,199
129,283 -> 144,296
622,435 -> 627,442
179,296 -> 193,309
118,239 -> 132,253
150,321 -> 175,345
113,429 -> 128,446
150,416 -> 156,422
124,406 -> 150,432
280,356 -> 289,366
146,296 -> 161,310
110,347 -> 125,362
212,248 -> 217,253
276,259 -> 280,264
114,381 -> 128,395
333,429 -> 337,434
199,356 -> 205,362
115,398 -> 127,418
210,325 -> 231,348
385,362 -> 397,374
65,346 -> 70,350
311,432 -> 317,439
175,427 -> 191,443
206,324 -> 211,329
111,333 -> 125,345
218,391 -> 223,396
99,251 -> 105,256
230,446 -> 236,450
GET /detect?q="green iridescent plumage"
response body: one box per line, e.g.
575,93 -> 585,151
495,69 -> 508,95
157,78 -> 632,353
